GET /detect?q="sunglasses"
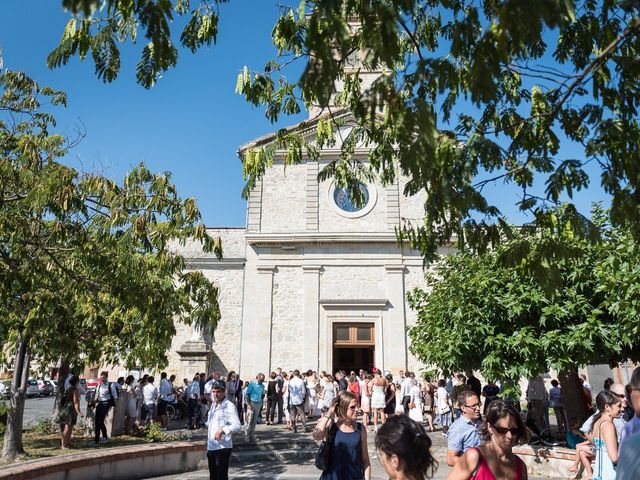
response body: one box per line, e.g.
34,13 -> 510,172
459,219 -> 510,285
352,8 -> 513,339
348,405 -> 358,410
493,425 -> 519,436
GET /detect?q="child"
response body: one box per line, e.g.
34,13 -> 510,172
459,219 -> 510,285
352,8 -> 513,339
566,417 -> 587,449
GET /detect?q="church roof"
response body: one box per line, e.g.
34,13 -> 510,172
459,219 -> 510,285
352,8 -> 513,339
236,108 -> 351,160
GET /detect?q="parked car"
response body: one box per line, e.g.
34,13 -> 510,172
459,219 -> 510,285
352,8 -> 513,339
37,379 -> 54,396
84,378 -> 100,398
26,379 -> 39,398
0,380 -> 11,399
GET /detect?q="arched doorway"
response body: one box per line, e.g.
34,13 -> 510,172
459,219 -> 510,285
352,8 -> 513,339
332,323 -> 375,373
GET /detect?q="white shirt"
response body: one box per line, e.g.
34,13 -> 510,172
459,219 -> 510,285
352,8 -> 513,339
143,383 -> 158,405
401,377 -> 413,397
159,378 -> 175,402
186,380 -> 200,400
95,381 -> 118,403
206,398 -> 241,451
288,376 -> 306,405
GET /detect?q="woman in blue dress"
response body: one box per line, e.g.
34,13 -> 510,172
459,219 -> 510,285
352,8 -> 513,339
591,390 -> 622,480
313,390 -> 371,480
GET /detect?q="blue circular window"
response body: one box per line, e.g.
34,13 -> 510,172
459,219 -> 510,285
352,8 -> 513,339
333,183 -> 370,213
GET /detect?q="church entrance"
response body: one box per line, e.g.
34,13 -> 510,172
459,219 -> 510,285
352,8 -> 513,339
332,323 -> 375,373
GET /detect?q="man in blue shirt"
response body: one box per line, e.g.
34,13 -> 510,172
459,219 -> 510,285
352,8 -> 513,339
446,390 -> 482,466
243,373 -> 265,442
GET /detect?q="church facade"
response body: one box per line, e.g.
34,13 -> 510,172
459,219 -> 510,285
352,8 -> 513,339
167,114 -> 445,380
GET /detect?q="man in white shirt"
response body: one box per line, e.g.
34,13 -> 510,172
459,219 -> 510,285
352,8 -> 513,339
142,376 -> 159,424
158,372 -> 175,430
186,373 -> 201,430
207,379 -> 241,480
93,371 -> 118,444
204,370 -> 223,404
288,369 -> 307,433
401,373 -> 413,415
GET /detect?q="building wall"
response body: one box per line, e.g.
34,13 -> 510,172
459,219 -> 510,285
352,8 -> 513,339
260,163 -> 307,233
270,266 -> 305,369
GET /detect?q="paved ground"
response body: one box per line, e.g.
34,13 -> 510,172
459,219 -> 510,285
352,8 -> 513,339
150,419 -> 562,480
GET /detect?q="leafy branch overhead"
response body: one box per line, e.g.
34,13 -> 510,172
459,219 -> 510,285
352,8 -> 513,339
49,0 -> 228,88
52,1 -> 640,262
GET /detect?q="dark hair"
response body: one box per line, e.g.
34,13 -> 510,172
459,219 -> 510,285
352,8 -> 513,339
604,377 -> 614,390
591,390 -> 622,429
148,376 -> 154,383
293,369 -> 300,377
437,379 -> 446,388
161,371 -> 167,379
551,379 -> 559,387
375,415 -> 437,479
270,372 -> 276,379
458,390 -> 478,407
227,371 -> 236,381
125,375 -> 135,385
479,399 -> 529,444
69,375 -> 79,387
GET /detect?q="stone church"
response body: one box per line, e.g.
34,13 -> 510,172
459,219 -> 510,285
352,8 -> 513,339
166,106 -> 444,380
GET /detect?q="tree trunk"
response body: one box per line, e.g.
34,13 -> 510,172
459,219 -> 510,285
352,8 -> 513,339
2,335 -> 30,460
52,356 -> 70,420
558,368 -> 588,426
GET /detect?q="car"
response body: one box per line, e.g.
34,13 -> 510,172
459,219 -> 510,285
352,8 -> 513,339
0,380 -> 10,399
26,379 -> 39,398
84,378 -> 100,398
37,379 -> 54,396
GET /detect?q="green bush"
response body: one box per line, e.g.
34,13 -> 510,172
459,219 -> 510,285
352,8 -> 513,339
34,416 -> 56,435
0,401 -> 7,435
144,423 -> 164,442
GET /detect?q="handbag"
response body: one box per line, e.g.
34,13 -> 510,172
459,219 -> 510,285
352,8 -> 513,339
440,405 -> 451,414
314,422 -> 337,471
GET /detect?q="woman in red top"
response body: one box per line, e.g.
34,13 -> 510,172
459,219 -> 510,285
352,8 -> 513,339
447,399 -> 529,480
348,373 -> 361,405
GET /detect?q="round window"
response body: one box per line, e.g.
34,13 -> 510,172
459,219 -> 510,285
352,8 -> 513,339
333,183 -> 370,213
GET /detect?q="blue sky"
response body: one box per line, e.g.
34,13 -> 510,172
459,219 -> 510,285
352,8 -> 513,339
1,1 -> 607,227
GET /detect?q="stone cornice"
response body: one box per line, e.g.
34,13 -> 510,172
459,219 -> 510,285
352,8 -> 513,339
319,299 -> 389,309
246,232 -> 404,246
185,258 -> 245,269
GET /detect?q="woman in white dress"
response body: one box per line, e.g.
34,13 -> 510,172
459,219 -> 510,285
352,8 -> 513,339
370,370 -> 387,432
409,379 -> 424,423
124,375 -> 138,434
436,378 -> 452,434
282,372 -> 291,430
305,369 -> 319,418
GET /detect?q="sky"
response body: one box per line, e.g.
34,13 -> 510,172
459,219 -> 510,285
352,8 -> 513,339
0,1 -> 608,228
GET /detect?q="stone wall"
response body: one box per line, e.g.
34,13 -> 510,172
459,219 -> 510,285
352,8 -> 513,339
270,266 -> 305,370
320,265 -> 387,300
260,162 -> 306,233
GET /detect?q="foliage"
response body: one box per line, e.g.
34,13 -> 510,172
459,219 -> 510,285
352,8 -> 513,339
143,422 -> 163,442
406,204 -> 640,396
33,418 -> 55,435
0,69 -> 222,371
49,0 -> 229,88
0,401 -> 7,435
51,1 -> 640,264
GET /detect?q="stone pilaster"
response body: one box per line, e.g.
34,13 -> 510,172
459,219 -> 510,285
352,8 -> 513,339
384,265 -> 408,370
305,161 -> 319,231
302,265 -> 322,370
239,265 -> 275,376
386,177 -> 400,230
247,178 -> 263,232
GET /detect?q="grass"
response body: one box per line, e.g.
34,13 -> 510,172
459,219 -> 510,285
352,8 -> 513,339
0,424 -> 189,466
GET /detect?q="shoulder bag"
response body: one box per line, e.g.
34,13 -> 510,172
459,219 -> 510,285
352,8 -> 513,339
314,421 -> 337,471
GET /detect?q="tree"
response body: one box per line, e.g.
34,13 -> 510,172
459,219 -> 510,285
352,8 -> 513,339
0,70 -> 222,460
406,204 -> 640,422
50,1 -> 640,263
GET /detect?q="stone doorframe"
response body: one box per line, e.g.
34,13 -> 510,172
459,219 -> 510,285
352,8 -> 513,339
318,299 -> 388,373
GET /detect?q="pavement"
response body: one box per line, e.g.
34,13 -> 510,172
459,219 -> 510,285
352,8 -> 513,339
149,417 -> 563,480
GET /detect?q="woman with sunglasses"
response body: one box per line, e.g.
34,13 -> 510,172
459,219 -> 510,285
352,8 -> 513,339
446,399 -> 529,480
313,390 -> 371,480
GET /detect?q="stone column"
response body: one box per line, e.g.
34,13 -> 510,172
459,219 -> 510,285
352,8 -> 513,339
240,265 -> 275,376
302,265 -> 322,370
384,265 -> 408,370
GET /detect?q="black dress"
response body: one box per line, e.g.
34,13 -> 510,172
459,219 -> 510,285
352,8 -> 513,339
384,385 -> 396,415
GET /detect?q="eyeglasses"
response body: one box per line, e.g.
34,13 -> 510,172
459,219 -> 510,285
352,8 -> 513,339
348,405 -> 358,410
463,403 -> 481,409
493,425 -> 519,436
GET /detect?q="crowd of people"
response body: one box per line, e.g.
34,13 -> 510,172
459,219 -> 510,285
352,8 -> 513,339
54,365 -> 640,480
